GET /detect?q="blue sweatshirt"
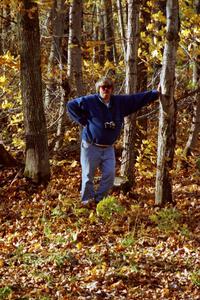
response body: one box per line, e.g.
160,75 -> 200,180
67,90 -> 159,145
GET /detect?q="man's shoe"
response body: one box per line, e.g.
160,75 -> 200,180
81,199 -> 96,208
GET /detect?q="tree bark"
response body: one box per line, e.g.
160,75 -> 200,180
183,0 -> 200,157
18,0 -> 50,183
92,4 -> 99,64
54,78 -> 71,151
136,0 -> 151,143
99,1 -> 106,66
93,3 -> 105,65
43,0 -> 69,151
103,0 -> 117,63
120,0 -> 140,189
155,0 -> 179,205
0,3 -> 11,55
67,0 -> 83,96
151,0 -> 165,86
44,0 -> 67,108
184,66 -> 200,157
0,6 -> 3,55
116,0 -> 126,60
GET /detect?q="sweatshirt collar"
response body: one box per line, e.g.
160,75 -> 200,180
97,94 -> 112,108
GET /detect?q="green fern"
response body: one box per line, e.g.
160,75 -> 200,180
96,196 -> 124,221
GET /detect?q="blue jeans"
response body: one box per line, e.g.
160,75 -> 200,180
80,140 -> 115,202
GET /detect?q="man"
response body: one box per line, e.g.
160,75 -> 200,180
67,76 -> 159,205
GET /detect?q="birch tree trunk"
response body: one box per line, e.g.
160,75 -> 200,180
67,0 -> 83,96
18,0 -> 50,183
155,0 -> 180,205
116,0 -> 126,60
44,0 -> 67,108
183,0 -> 200,157
120,0 -> 140,189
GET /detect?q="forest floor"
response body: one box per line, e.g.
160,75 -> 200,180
0,143 -> 200,300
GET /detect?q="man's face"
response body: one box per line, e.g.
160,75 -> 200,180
99,85 -> 113,102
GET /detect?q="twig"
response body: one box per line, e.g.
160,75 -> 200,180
138,87 -> 200,120
10,168 -> 24,187
0,14 -> 17,24
176,86 -> 200,101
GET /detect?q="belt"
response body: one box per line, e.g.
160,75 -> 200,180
94,143 -> 113,148
85,140 -> 113,148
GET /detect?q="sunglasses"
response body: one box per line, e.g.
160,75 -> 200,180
100,85 -> 112,90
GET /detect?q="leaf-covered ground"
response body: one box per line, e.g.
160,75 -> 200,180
0,145 -> 199,300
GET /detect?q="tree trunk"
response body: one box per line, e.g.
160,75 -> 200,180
43,0 -> 69,151
92,4 -> 99,64
184,65 -> 200,156
183,1 -> 200,157
0,3 -> 11,55
92,3 -> 105,65
155,0 -> 179,205
99,1 -> 106,66
67,0 -> 83,96
18,0 -> 50,183
151,0 -> 165,86
136,1 -> 151,143
0,6 -> 3,55
120,0 -> 140,189
116,0 -> 126,60
103,0 -> 117,64
54,78 -> 71,151
44,0 -> 67,108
